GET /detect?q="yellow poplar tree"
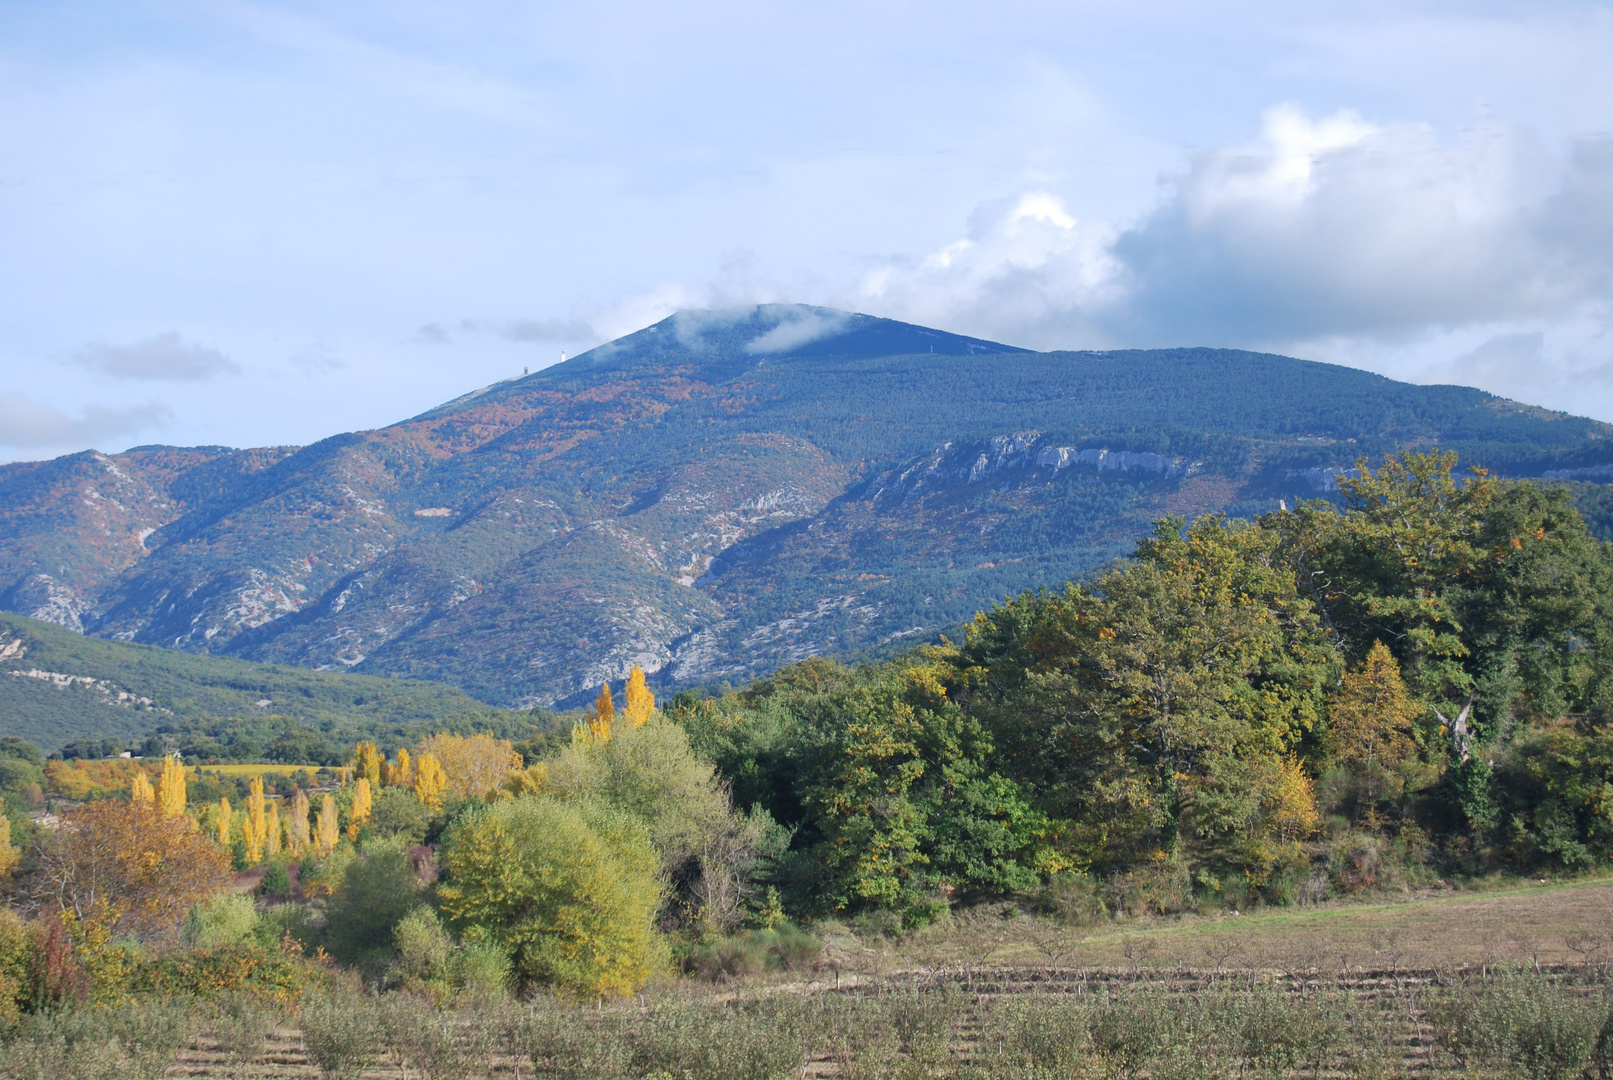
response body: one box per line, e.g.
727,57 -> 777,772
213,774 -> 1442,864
243,777 -> 268,864
587,683 -> 615,743
266,800 -> 282,857
157,755 -> 187,818
289,789 -> 311,851
392,748 -> 413,789
352,741 -> 383,785
129,770 -> 155,809
623,665 -> 655,727
348,778 -> 372,842
216,797 -> 232,847
316,794 -> 339,857
416,733 -> 522,798
414,753 -> 447,811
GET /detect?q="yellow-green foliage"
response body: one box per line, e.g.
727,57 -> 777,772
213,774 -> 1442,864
184,893 -> 261,950
545,715 -> 762,931
437,796 -> 666,998
0,908 -> 31,1023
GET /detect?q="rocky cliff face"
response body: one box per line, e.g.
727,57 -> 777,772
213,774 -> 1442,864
4,304 -> 1611,707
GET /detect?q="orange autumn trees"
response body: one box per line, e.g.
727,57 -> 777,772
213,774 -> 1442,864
36,798 -> 230,940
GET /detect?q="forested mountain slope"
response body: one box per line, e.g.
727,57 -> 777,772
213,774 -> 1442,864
3,303 -> 1611,708
0,611 -> 518,752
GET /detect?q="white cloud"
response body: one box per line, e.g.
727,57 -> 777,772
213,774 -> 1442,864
744,309 -> 849,354
69,332 -> 239,381
0,394 -> 169,452
839,107 -> 1613,370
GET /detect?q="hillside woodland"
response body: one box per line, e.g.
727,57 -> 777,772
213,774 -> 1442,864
0,451 -> 1612,1076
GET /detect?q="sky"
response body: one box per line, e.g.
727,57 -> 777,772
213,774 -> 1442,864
2,1 -> 1612,462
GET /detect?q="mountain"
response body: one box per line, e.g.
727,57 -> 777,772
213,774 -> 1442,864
4,303 -> 1612,710
0,611 -> 519,753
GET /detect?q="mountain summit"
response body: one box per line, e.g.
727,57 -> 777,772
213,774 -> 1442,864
3,306 -> 1611,707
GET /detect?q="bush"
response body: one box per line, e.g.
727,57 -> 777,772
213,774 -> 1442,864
184,893 -> 261,950
437,796 -> 667,997
259,861 -> 292,898
320,840 -> 424,968
299,991 -> 382,1080
681,924 -> 821,980
389,907 -> 510,1001
366,787 -> 431,845
1433,970 -> 1608,1080
132,942 -> 314,1003
544,717 -> 764,933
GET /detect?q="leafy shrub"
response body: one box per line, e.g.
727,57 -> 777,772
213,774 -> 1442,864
132,942 -> 314,1003
184,893 -> 261,950
258,861 -> 292,898
437,796 -> 667,997
320,840 -> 424,968
389,907 -> 510,1001
1035,873 -> 1108,924
681,924 -> 821,980
366,787 -> 431,845
299,991 -> 382,1080
629,997 -> 809,1080
1433,970 -> 1608,1080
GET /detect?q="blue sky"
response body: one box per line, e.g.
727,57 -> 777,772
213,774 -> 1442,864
2,1 -> 1611,461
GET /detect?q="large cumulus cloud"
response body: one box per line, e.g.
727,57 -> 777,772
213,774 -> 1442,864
854,107 -> 1613,364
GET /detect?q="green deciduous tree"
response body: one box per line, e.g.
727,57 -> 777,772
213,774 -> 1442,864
436,797 -> 666,998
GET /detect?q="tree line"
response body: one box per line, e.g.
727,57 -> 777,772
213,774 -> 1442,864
0,450 -> 1610,1008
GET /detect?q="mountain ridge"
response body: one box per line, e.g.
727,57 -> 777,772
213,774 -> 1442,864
3,304 -> 1611,713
